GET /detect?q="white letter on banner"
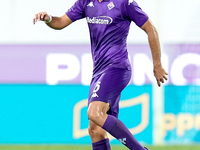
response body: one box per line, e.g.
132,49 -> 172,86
81,53 -> 93,85
171,53 -> 200,85
133,54 -> 154,85
46,53 -> 80,85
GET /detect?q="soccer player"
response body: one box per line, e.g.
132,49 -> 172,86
33,0 -> 168,149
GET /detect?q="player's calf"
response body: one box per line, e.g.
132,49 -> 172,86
88,120 -> 107,143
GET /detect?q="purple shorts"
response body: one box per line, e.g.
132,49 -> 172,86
88,67 -> 131,118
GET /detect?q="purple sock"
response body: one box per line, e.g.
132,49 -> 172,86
102,115 -> 145,150
92,138 -> 111,150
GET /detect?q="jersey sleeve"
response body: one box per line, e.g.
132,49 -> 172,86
66,0 -> 86,22
122,0 -> 149,27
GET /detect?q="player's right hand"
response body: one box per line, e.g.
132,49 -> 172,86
33,12 -> 50,24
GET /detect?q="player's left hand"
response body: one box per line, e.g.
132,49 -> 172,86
153,65 -> 168,87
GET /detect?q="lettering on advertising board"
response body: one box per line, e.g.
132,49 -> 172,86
46,52 -> 200,85
162,113 -> 200,137
0,44 -> 199,85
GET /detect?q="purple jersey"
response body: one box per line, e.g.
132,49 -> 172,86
66,0 -> 148,77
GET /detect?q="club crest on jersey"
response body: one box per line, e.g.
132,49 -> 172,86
107,2 -> 115,10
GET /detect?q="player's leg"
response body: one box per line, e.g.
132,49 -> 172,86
88,119 -> 111,150
88,74 -> 112,150
88,101 -> 146,150
88,120 -> 108,142
87,67 -> 148,150
102,115 -> 147,150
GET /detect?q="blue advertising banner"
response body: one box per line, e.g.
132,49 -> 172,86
0,44 -> 200,145
163,85 -> 200,144
0,84 -> 153,144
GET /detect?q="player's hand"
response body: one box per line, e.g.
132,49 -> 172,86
33,12 -> 50,24
153,65 -> 168,87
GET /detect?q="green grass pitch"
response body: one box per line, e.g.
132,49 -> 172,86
0,145 -> 200,150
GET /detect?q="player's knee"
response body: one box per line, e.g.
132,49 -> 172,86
87,101 -> 109,123
87,109 -> 98,122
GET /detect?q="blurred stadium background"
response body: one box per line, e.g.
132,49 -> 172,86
0,0 -> 200,149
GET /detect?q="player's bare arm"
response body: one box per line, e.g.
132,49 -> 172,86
33,12 -> 72,30
141,19 -> 168,87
